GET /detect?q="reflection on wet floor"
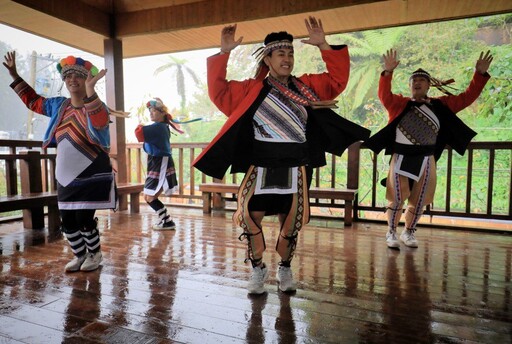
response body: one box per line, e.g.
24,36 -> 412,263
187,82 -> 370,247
0,207 -> 511,343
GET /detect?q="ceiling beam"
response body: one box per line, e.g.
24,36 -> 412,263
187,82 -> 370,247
13,0 -> 111,37
116,0 -> 385,37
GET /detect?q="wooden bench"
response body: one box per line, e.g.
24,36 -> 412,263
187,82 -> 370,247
0,191 -> 60,234
199,183 -> 358,226
0,183 -> 144,234
117,183 -> 144,213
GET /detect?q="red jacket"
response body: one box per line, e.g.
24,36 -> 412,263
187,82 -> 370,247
379,71 -> 490,123
193,46 -> 363,179
365,71 -> 490,159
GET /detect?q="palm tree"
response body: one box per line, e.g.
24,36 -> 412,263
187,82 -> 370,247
154,55 -> 201,119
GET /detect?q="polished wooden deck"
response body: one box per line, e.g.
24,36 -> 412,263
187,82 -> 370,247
0,207 -> 511,343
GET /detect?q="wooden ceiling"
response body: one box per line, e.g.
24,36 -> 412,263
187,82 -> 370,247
1,0 -> 511,58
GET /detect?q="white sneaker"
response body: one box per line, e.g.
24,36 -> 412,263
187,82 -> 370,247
65,255 -> 87,272
400,229 -> 419,248
247,265 -> 269,294
277,265 -> 297,292
80,251 -> 103,271
386,230 -> 400,249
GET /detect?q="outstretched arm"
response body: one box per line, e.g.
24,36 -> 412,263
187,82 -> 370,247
4,51 -> 49,116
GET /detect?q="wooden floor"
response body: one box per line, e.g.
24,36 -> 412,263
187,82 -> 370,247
0,207 -> 511,344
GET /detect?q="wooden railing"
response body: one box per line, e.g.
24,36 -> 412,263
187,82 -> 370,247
2,140 -> 511,227
357,142 -> 512,222
0,140 -> 57,197
122,141 -> 512,225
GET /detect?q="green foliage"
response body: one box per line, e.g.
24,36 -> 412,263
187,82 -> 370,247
478,45 -> 512,128
332,27 -> 407,112
146,14 -> 512,209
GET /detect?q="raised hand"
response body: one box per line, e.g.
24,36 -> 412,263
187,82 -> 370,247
85,69 -> 107,97
301,16 -> 329,49
3,51 -> 20,80
475,50 -> 493,74
220,24 -> 243,53
382,49 -> 400,73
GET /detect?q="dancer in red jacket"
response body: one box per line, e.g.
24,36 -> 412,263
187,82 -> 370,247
194,16 -> 369,294
365,49 -> 493,249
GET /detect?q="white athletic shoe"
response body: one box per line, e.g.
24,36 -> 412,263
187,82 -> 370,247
400,229 -> 419,248
247,265 -> 269,294
276,265 -> 297,292
65,255 -> 87,272
386,229 -> 400,249
80,251 -> 103,271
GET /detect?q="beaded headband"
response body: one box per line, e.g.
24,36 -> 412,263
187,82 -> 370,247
56,56 -> 98,80
409,68 -> 431,82
252,40 -> 294,60
410,68 -> 457,96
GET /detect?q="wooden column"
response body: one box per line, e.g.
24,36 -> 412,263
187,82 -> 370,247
104,38 -> 127,184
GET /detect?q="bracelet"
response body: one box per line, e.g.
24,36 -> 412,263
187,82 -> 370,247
220,49 -> 230,54
384,69 -> 393,73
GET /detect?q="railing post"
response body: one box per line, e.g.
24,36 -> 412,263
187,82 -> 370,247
347,141 -> 361,190
347,141 -> 361,221
5,159 -> 18,196
19,150 -> 45,229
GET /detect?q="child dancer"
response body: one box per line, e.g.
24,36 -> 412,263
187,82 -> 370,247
135,98 -> 183,230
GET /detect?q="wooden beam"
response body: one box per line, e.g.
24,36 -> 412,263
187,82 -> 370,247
116,0 -> 385,36
104,38 -> 127,184
13,0 -> 111,36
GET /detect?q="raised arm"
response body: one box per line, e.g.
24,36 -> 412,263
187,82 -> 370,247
301,16 -> 331,51
440,50 -> 493,113
475,50 -> 493,75
3,51 -> 20,81
85,68 -> 107,99
379,49 -> 409,120
219,24 -> 243,55
382,48 -> 400,75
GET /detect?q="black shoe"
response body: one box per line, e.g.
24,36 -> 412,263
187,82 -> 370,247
153,219 -> 176,230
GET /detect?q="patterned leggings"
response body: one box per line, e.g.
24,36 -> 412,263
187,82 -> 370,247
61,209 -> 101,257
386,155 -> 437,231
234,165 -> 310,267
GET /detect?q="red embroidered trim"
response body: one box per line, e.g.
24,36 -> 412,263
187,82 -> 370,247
267,76 -> 320,106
